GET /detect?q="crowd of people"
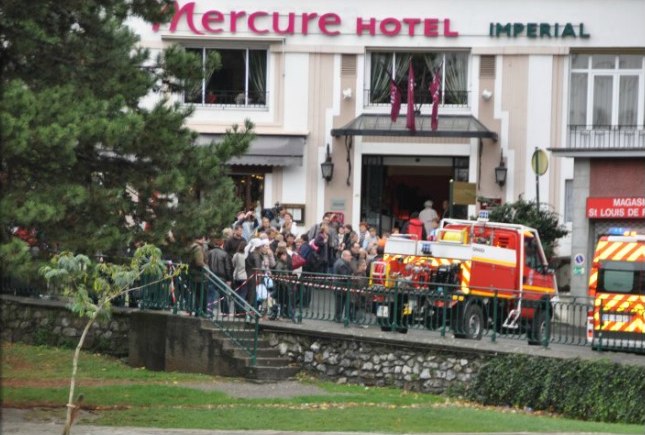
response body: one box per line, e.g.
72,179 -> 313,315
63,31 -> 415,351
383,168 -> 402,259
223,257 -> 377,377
188,200 -> 444,320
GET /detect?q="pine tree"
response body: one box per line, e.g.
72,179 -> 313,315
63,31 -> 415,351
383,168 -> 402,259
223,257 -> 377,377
0,1 -> 254,269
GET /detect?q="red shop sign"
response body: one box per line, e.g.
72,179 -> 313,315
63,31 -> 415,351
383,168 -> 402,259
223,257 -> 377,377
586,197 -> 645,219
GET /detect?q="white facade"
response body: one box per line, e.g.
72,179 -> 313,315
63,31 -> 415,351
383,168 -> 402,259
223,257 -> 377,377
130,1 -> 645,294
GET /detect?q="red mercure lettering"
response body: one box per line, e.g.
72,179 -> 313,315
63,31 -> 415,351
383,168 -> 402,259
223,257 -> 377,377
248,11 -> 269,34
301,12 -> 318,35
229,10 -> 246,33
443,18 -> 459,36
165,1 -> 202,34
272,12 -> 296,35
380,18 -> 402,36
402,18 -> 421,36
319,13 -> 341,35
202,10 -> 224,33
356,17 -> 377,35
424,18 -> 439,36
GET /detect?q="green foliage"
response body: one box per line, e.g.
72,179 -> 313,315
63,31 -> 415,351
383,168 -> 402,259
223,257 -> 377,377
467,354 -> 645,425
485,198 -> 568,260
0,0 -> 255,265
39,244 -> 173,320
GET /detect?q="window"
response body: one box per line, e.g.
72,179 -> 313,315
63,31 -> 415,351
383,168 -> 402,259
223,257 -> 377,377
367,51 -> 469,107
185,48 -> 267,107
569,54 -> 645,127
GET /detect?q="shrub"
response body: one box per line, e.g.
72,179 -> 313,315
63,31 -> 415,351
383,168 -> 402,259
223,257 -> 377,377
467,354 -> 645,424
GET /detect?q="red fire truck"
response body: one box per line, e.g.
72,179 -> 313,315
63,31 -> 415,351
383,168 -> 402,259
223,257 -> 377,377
370,213 -> 558,343
586,232 -> 645,353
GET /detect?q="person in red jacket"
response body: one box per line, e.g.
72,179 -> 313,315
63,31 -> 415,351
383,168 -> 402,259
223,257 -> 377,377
401,212 -> 427,240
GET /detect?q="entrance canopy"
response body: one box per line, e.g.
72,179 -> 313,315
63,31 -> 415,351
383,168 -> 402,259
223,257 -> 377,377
331,114 -> 498,141
199,134 -> 306,166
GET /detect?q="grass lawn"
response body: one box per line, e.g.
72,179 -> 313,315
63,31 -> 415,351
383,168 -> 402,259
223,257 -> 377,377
2,342 -> 643,433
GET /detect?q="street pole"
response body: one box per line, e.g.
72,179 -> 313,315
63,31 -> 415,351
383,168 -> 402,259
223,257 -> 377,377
535,147 -> 540,213
449,179 -> 454,218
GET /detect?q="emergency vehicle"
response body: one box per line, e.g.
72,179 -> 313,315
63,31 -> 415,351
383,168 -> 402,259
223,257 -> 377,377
586,232 -> 645,353
370,212 -> 558,343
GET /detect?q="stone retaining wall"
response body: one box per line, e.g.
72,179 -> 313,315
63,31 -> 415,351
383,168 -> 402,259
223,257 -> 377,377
1,295 -> 130,356
265,331 -> 488,393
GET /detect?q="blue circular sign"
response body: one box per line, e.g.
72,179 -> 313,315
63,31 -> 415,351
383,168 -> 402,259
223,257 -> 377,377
574,254 -> 585,266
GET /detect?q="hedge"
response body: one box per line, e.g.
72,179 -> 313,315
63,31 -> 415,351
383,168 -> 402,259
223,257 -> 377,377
466,354 -> 645,424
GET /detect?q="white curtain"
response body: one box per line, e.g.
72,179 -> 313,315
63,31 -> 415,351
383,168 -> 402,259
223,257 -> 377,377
618,75 -> 638,126
592,75 -> 613,126
569,73 -> 587,126
370,53 -> 392,104
444,53 -> 468,105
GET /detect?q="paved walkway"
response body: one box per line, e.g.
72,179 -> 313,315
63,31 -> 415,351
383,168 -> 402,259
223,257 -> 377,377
0,409 -> 627,435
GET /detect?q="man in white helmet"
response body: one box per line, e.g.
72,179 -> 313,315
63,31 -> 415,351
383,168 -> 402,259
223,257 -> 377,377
419,200 -> 439,237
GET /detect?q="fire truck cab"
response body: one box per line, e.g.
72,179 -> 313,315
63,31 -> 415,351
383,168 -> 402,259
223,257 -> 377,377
587,233 -> 645,353
371,213 -> 558,343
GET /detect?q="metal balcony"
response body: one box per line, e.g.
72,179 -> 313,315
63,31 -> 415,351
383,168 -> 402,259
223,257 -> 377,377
552,125 -> 645,157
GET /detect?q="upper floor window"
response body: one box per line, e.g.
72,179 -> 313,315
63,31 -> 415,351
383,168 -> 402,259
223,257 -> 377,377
569,54 -> 645,127
367,51 -> 469,107
185,48 -> 267,107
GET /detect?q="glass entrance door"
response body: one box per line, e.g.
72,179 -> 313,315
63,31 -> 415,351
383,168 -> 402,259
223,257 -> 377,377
361,156 -> 385,234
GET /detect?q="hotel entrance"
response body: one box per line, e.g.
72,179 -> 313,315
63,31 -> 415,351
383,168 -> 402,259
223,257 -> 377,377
361,155 -> 469,234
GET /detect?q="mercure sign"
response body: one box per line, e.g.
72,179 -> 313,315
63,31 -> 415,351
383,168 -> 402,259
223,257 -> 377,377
152,2 -> 460,37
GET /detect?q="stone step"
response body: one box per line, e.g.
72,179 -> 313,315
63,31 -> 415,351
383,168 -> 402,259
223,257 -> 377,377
251,356 -> 293,368
221,341 -> 282,359
244,365 -> 301,382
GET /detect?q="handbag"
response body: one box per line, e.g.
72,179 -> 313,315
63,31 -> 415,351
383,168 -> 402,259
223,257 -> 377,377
256,283 -> 268,301
291,252 -> 307,269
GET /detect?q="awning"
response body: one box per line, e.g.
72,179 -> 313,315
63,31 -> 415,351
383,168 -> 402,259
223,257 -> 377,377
331,114 -> 498,141
198,134 -> 306,166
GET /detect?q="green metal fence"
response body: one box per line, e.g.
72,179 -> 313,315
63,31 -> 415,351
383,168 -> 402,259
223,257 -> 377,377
138,266 -> 261,365
268,272 -> 601,349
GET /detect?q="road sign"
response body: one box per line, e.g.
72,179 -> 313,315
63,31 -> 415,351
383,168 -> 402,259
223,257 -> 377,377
531,149 -> 549,176
574,253 -> 585,266
452,181 -> 477,205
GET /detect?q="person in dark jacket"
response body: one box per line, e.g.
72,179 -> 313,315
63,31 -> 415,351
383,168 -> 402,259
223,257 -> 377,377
188,235 -> 208,316
333,250 -> 354,322
271,247 -> 292,320
207,238 -> 233,315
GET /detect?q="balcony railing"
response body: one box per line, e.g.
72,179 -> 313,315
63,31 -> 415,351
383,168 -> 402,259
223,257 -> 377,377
567,125 -> 645,150
186,90 -> 268,108
364,89 -> 470,109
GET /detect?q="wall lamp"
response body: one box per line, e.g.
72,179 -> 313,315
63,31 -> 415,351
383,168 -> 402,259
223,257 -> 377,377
320,144 -> 334,182
494,151 -> 507,187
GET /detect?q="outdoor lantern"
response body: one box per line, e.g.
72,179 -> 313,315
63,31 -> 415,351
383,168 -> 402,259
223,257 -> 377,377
495,152 -> 507,187
320,144 -> 334,182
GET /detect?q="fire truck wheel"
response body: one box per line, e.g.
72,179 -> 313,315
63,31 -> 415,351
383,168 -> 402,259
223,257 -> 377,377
456,303 -> 484,340
528,310 -> 548,345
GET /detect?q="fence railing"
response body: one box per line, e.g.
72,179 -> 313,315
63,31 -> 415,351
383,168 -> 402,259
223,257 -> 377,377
139,267 -> 261,365
567,125 -> 645,150
5,266 -> 642,354
265,272 -> 600,349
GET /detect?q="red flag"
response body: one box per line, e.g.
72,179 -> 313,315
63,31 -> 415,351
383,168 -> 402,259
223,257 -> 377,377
430,63 -> 442,131
406,60 -> 416,131
389,79 -> 401,122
